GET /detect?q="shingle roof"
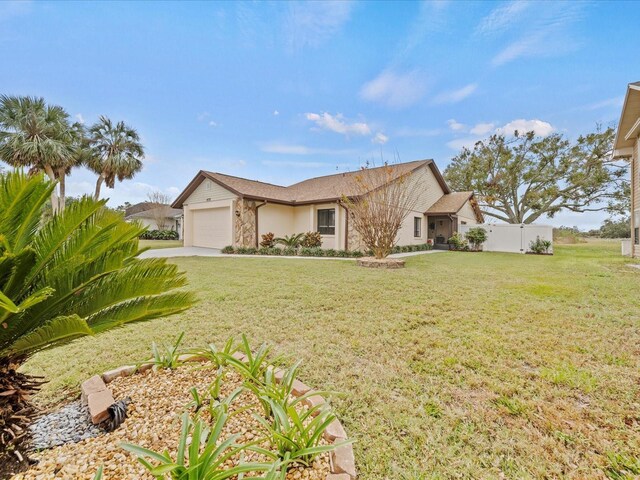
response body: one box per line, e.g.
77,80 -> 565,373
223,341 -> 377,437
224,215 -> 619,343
425,192 -> 474,214
126,206 -> 183,219
174,159 -> 447,207
124,202 -> 154,216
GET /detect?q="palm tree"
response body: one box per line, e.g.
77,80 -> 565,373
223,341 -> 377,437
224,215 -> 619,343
87,116 -> 144,200
0,170 -> 195,466
0,95 -> 82,213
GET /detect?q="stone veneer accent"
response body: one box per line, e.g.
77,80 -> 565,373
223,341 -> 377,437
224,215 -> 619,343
234,199 -> 257,248
356,257 -> 405,269
96,353 -> 357,479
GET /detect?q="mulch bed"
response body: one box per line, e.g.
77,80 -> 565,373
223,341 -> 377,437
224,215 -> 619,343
11,364 -> 330,480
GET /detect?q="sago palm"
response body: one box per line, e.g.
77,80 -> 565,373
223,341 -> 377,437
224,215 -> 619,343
86,116 -> 144,200
0,170 -> 195,465
0,95 -> 83,213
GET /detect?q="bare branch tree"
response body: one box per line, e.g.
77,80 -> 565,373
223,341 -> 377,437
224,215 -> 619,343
146,190 -> 172,230
342,163 -> 420,259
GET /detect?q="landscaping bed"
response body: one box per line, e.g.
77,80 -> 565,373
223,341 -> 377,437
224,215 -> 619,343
13,337 -> 354,480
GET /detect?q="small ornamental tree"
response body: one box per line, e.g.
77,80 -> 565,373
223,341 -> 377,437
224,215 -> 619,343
464,227 -> 488,251
342,163 -> 419,259
146,190 -> 173,231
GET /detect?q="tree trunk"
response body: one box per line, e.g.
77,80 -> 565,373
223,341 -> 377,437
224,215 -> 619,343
94,175 -> 105,200
57,170 -> 66,212
43,165 -> 59,214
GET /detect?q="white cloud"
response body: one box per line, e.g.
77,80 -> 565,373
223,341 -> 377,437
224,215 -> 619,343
284,1 -> 353,51
208,120 -> 219,127
273,110 -> 280,116
583,96 -> 624,111
447,119 -> 466,132
487,1 -> 585,66
470,122 -> 495,136
432,83 -> 478,104
261,142 -> 354,156
475,0 -> 530,36
496,119 -> 554,136
197,112 -> 210,121
447,138 -> 481,151
372,133 -> 389,145
360,70 -> 428,108
75,113 -> 85,124
304,112 -> 371,136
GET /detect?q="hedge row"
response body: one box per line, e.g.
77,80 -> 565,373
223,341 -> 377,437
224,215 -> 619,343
139,229 -> 179,240
222,246 -> 364,258
222,242 -> 433,257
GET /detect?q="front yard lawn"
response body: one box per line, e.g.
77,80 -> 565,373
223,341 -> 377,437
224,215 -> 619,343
24,241 -> 640,479
139,239 -> 183,249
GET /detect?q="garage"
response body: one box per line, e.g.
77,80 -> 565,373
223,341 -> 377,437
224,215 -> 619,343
191,207 -> 231,248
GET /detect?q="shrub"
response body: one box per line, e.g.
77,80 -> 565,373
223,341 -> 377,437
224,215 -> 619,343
350,250 -> 364,258
275,233 -> 304,248
300,231 -> 322,248
151,332 -> 186,370
281,247 -> 297,256
448,233 -> 468,251
464,227 -> 487,251
324,248 -> 337,257
529,237 -> 552,254
139,229 -> 179,240
254,396 -> 352,466
221,245 -> 235,254
299,247 -> 323,257
221,334 -> 275,384
121,411 -> 282,479
260,232 -> 276,248
0,171 -> 195,459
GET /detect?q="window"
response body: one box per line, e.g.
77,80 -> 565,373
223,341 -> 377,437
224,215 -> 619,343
317,208 -> 335,235
461,221 -> 467,226
635,227 -> 639,245
414,217 -> 422,237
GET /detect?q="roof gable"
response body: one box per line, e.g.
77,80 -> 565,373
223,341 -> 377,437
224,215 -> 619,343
614,81 -> 640,153
426,192 -> 484,222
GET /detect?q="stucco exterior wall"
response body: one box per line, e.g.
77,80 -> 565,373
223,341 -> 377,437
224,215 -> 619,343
184,178 -> 236,205
457,200 -> 480,227
257,203 -> 294,239
394,164 -> 446,246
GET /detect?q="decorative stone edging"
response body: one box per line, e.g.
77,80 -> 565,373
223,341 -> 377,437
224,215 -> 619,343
83,353 -> 356,479
356,257 -> 405,269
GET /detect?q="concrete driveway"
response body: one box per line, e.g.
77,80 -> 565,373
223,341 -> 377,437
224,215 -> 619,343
139,246 -> 221,258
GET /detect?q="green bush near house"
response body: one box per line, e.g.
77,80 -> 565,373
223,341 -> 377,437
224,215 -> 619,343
139,229 -> 179,240
464,227 -> 488,251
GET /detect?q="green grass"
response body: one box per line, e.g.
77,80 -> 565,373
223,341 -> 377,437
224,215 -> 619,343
139,239 -> 183,249
24,240 -> 640,479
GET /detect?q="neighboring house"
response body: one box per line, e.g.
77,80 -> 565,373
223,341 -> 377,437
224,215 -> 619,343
614,81 -> 640,257
124,202 -> 183,237
171,159 -> 483,250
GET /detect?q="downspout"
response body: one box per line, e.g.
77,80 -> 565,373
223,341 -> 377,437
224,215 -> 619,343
255,200 -> 268,248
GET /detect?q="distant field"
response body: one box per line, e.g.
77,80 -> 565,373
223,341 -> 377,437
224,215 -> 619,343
138,239 -> 182,250
24,241 -> 640,479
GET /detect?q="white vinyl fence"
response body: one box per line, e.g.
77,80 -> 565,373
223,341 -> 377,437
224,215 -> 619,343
459,223 -> 553,254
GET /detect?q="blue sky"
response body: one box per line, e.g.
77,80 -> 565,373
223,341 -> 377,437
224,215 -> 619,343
1,0 -> 638,228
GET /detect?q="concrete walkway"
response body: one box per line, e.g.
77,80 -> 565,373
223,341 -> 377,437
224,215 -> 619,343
388,249 -> 447,258
140,246 -> 447,260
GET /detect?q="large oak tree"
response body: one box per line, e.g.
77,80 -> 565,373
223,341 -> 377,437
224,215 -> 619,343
444,127 -> 627,224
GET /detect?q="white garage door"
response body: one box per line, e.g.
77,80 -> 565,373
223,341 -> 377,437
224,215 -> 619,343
191,207 -> 231,248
